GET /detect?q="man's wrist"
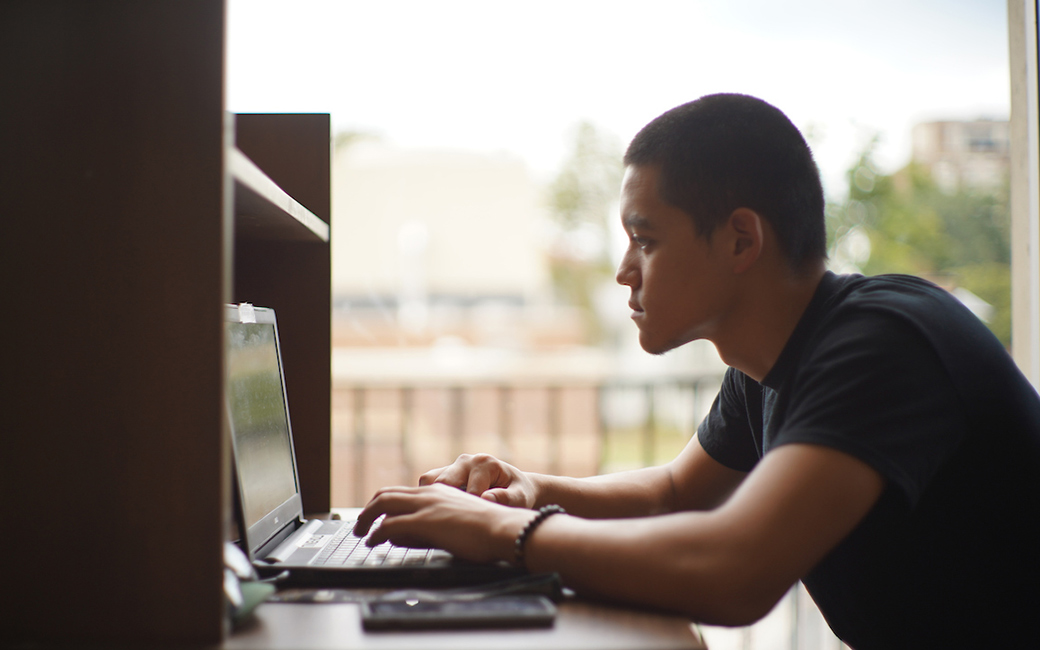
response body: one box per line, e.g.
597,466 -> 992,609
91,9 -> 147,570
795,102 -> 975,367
513,505 -> 566,568
528,472 -> 554,508
496,508 -> 541,563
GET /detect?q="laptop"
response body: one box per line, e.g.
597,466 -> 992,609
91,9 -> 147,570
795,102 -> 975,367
224,302 -> 522,587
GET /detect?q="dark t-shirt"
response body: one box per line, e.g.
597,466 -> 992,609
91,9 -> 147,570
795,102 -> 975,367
698,272 -> 1040,649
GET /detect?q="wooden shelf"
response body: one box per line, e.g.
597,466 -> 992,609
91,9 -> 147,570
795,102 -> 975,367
230,146 -> 330,242
5,4 -> 332,643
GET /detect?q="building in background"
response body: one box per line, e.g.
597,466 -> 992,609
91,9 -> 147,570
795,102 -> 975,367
331,138 -> 579,349
911,119 -> 1010,192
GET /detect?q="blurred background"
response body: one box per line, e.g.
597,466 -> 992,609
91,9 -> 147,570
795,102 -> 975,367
227,2 -> 1009,647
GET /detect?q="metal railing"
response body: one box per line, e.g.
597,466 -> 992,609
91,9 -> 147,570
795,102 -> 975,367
331,375 -> 724,506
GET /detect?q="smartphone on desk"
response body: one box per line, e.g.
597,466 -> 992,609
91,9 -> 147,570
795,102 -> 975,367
360,595 -> 557,631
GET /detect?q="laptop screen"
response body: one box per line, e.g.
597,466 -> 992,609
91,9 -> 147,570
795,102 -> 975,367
225,311 -> 300,532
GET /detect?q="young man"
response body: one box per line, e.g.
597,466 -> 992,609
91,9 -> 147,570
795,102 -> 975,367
355,94 -> 1040,648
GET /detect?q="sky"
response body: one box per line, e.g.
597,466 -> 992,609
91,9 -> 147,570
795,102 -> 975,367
227,0 -> 1009,200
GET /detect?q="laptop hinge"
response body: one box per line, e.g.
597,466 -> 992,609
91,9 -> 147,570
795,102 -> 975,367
264,518 -> 324,563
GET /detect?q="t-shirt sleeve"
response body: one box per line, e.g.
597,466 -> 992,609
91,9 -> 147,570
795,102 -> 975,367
698,367 -> 760,472
774,309 -> 969,508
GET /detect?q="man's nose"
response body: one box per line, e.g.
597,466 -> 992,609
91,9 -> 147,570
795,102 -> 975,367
616,255 -> 637,287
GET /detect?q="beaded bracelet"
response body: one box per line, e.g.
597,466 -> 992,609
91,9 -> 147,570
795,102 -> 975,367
514,504 -> 566,569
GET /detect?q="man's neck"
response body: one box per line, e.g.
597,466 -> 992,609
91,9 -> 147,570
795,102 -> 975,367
712,263 -> 827,382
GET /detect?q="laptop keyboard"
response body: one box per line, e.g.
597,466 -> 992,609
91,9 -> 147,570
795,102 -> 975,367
311,519 -> 451,567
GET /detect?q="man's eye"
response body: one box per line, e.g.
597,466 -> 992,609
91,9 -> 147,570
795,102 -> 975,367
631,236 -> 651,249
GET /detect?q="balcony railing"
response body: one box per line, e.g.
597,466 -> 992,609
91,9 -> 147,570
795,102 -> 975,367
331,374 -> 724,507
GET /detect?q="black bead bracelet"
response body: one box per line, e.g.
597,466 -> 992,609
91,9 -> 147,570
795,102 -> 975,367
514,504 -> 566,569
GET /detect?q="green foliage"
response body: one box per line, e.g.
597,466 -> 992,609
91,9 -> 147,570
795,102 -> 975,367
546,122 -> 623,343
333,130 -> 380,151
828,138 -> 1011,346
549,122 -> 623,229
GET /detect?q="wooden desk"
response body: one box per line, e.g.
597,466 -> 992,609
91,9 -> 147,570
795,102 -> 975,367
224,598 -> 705,649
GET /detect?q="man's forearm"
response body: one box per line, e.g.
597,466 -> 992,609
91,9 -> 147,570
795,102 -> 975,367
530,465 -> 678,518
519,508 -> 781,625
519,444 -> 885,625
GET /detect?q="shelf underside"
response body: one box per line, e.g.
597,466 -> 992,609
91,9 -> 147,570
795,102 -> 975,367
229,147 -> 330,242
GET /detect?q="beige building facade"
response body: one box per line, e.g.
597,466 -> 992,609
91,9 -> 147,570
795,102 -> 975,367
332,140 -> 551,321
912,119 -> 1010,192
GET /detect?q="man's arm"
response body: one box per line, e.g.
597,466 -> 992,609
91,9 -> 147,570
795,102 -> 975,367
534,434 -> 748,517
524,443 -> 884,624
419,434 -> 747,518
359,443 -> 884,626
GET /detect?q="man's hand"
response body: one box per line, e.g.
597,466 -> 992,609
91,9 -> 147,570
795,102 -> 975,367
418,453 -> 538,508
352,483 -> 537,564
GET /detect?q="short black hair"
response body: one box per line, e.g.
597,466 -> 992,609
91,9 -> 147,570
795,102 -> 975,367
624,94 -> 826,269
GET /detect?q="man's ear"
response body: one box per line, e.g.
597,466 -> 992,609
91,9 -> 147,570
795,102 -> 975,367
726,208 -> 764,274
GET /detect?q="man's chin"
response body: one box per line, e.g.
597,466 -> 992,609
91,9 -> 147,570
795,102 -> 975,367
638,334 -> 679,356
638,329 -> 699,356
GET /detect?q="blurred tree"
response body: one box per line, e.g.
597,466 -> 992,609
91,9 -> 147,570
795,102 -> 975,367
546,121 -> 623,344
334,130 -> 381,151
828,137 -> 1011,345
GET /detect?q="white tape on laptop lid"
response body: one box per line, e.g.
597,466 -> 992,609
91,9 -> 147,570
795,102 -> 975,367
238,302 -> 256,324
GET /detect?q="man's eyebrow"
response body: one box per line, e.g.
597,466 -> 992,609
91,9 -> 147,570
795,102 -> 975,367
622,214 -> 654,231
